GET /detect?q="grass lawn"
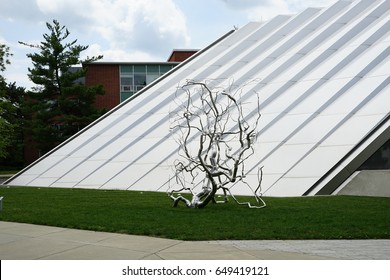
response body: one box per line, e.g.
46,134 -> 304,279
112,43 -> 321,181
0,186 -> 389,240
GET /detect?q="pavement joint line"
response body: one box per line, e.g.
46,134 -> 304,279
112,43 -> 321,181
35,243 -> 91,260
153,240 -> 185,260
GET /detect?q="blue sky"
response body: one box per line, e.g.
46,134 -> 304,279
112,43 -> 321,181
0,0 -> 336,89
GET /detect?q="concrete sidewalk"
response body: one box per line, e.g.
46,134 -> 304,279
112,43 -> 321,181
0,221 -> 389,260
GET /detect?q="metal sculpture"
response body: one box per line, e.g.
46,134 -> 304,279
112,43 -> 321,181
168,80 -> 266,209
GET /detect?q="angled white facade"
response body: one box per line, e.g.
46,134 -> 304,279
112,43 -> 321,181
5,0 -> 390,196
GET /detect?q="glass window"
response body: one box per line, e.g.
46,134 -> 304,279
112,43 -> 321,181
160,65 -> 174,73
146,74 -> 159,84
134,65 -> 146,73
120,65 -> 133,73
147,65 -> 159,74
134,74 -> 146,85
120,76 -> 133,92
120,92 -> 134,102
121,77 -> 133,85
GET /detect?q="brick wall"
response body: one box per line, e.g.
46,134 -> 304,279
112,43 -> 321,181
168,50 -> 197,62
85,64 -> 120,110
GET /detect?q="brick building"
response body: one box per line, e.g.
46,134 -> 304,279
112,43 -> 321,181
84,49 -> 198,110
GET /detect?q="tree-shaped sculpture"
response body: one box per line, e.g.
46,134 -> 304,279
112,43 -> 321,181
169,80 -> 266,209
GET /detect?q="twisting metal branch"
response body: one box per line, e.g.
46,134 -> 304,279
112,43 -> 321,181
168,79 -> 265,209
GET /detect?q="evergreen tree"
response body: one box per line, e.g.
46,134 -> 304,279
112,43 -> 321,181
20,20 -> 105,156
0,43 -> 12,72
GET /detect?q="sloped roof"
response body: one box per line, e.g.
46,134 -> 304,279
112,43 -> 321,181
5,0 -> 390,196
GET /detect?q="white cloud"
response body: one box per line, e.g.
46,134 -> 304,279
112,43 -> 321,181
219,0 -> 288,21
36,0 -> 62,14
221,0 -> 273,9
287,0 -> 337,11
33,0 -> 190,58
246,0 -> 290,21
84,43 -> 161,63
95,0 -> 189,54
2,54 -> 33,88
1,0 -> 190,57
0,37 -> 10,46
0,0 -> 43,21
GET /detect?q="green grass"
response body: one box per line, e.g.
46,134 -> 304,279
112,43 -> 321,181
0,186 -> 389,240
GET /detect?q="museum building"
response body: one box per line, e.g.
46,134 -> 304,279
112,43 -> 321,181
5,0 -> 390,197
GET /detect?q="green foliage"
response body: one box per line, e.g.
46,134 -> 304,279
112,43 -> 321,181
0,44 -> 25,167
0,118 -> 14,159
0,187 -> 389,240
0,82 -> 25,165
0,43 -> 12,73
20,19 -> 105,155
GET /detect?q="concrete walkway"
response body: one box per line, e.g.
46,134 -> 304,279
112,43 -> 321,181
0,221 -> 389,260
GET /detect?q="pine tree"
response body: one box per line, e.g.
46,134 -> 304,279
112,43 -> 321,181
20,20 -> 105,156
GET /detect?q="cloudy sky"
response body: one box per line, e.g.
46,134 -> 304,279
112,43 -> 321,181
0,0 -> 336,89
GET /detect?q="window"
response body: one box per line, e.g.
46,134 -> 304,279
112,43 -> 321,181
120,65 -> 133,73
134,73 -> 146,91
134,65 -> 146,73
146,74 -> 159,84
120,76 -> 133,92
160,65 -> 174,73
120,92 -> 134,102
119,63 -> 178,102
147,65 -> 159,74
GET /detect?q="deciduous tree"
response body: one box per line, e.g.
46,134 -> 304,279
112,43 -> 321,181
0,44 -> 25,166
